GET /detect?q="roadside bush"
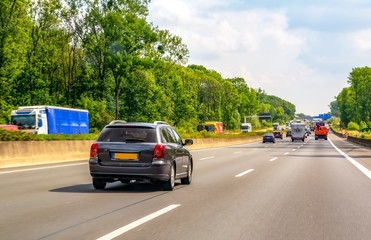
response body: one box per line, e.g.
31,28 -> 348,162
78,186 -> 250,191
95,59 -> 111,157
360,121 -> 367,130
347,122 -> 360,131
0,128 -> 99,141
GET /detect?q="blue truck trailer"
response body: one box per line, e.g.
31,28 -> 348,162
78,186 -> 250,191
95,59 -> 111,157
10,106 -> 89,135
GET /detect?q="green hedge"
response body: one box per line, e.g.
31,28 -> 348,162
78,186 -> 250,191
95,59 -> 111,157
0,128 -> 99,141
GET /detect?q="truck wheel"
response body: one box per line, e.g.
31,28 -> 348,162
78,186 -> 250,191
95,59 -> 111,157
163,162 -> 175,191
315,137 -> 318,140
325,137 -> 327,140
93,178 -> 106,189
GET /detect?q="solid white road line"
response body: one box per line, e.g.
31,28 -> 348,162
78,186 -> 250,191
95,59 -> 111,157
269,157 -> 278,162
235,169 -> 255,177
0,162 -> 86,175
284,152 -> 289,155
97,204 -> 181,240
199,156 -> 215,161
292,149 -> 296,151
234,151 -> 243,154
328,138 -> 371,179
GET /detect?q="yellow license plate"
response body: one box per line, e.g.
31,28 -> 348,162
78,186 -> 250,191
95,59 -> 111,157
114,153 -> 138,160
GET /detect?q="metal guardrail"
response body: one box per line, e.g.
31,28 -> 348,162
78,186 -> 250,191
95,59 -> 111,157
347,136 -> 371,148
330,127 -> 345,138
330,127 -> 371,148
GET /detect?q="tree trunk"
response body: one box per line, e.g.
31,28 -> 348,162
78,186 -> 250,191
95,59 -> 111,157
115,86 -> 119,120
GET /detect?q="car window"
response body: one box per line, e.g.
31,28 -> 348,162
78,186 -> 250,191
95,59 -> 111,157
165,128 -> 177,143
161,128 -> 170,143
170,128 -> 183,145
97,127 -> 156,143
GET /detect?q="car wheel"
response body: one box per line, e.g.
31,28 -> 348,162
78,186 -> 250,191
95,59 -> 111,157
163,162 -> 175,191
93,178 -> 106,189
263,141 -> 265,143
292,139 -> 294,142
181,159 -> 192,185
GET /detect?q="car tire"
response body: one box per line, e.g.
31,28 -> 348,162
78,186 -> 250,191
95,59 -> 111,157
93,178 -> 106,189
292,139 -> 294,142
163,162 -> 175,191
263,141 -> 265,143
181,159 -> 192,185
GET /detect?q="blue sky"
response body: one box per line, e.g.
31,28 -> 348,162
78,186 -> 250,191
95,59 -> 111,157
148,0 -> 371,116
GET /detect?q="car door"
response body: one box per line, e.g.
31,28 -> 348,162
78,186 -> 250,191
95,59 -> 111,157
164,127 -> 184,177
170,128 -> 189,175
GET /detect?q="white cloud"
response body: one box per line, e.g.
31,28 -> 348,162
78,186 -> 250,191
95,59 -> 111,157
148,0 -> 369,115
354,30 -> 371,50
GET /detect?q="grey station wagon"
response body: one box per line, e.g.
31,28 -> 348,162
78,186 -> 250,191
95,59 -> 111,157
89,121 -> 193,191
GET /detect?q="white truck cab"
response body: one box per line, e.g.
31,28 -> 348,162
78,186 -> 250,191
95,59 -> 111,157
10,106 -> 48,134
241,123 -> 252,133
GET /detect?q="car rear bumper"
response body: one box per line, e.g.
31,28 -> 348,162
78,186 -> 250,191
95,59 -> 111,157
89,158 -> 171,181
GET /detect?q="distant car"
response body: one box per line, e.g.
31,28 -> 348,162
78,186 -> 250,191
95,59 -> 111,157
89,120 -> 194,191
273,131 -> 283,139
286,130 -> 292,137
263,133 -> 275,143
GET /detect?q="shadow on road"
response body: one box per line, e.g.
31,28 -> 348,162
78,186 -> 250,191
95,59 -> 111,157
49,182 -> 183,193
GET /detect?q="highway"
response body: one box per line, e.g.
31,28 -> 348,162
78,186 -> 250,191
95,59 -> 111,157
1,132 -> 371,240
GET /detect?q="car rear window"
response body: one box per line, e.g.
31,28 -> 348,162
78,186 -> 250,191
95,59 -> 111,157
97,127 -> 156,143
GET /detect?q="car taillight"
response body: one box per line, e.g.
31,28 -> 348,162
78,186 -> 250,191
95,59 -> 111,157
90,143 -> 98,158
264,137 -> 266,139
153,144 -> 165,159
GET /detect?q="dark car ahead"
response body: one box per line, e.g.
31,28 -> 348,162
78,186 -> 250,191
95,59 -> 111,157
263,133 -> 275,143
286,130 -> 292,137
273,131 -> 283,139
89,121 -> 193,191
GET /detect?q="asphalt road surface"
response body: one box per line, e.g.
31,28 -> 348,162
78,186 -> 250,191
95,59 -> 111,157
1,132 -> 371,240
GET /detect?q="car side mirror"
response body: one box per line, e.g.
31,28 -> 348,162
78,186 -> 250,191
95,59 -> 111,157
184,139 -> 193,146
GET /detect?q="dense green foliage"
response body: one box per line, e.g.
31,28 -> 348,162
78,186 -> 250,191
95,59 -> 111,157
0,0 -> 296,134
333,67 -> 371,128
257,89 -> 296,124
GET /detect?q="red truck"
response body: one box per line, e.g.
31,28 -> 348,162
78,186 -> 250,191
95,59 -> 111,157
315,123 -> 328,140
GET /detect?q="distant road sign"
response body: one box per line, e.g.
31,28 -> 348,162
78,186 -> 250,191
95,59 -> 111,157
324,114 -> 331,119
